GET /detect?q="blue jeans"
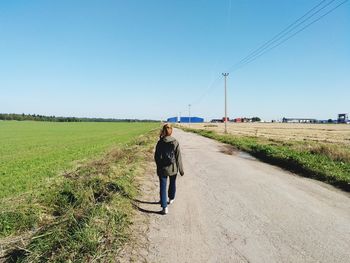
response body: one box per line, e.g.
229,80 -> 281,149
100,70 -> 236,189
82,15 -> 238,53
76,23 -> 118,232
159,175 -> 177,208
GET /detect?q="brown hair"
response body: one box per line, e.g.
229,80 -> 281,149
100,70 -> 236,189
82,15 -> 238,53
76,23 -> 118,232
160,123 -> 173,138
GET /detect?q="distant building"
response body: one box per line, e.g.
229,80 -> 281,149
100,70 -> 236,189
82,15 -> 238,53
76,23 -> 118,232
210,119 -> 222,123
282,118 -> 318,123
210,117 -> 260,123
337,113 -> 349,124
232,117 -> 260,123
167,117 -> 204,123
167,117 -> 178,123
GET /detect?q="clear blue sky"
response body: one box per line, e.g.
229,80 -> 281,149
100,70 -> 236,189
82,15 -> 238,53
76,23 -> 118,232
0,0 -> 349,121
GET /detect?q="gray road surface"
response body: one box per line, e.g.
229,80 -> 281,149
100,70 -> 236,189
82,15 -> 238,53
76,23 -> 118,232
139,129 -> 350,263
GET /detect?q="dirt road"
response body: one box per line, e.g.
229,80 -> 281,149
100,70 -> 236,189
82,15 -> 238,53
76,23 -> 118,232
134,129 -> 350,263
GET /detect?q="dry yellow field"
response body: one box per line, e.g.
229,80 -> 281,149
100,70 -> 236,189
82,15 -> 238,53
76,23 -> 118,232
179,123 -> 350,146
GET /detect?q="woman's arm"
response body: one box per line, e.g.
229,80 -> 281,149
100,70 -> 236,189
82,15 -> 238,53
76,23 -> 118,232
154,141 -> 161,166
176,143 -> 184,176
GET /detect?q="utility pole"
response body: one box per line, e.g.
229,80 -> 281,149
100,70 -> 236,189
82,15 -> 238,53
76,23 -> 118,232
188,104 -> 191,127
222,73 -> 229,134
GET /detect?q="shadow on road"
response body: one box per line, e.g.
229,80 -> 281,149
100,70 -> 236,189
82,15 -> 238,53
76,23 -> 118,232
132,201 -> 162,215
133,199 -> 160,205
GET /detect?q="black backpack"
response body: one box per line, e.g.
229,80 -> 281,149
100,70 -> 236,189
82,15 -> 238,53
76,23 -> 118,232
160,141 -> 176,167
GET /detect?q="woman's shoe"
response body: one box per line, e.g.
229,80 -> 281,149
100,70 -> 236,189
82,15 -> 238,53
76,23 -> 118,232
168,199 -> 175,205
162,207 -> 168,215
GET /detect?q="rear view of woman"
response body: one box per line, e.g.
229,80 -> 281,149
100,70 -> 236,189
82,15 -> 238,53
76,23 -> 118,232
154,123 -> 184,215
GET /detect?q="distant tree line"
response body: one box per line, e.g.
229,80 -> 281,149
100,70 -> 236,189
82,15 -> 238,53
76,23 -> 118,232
251,117 -> 261,122
0,113 -> 159,122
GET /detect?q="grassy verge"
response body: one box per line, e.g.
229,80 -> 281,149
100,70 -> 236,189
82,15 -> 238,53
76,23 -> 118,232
0,130 -> 157,262
181,127 -> 350,192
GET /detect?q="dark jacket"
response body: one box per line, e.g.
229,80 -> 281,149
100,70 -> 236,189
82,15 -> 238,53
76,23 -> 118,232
154,136 -> 184,176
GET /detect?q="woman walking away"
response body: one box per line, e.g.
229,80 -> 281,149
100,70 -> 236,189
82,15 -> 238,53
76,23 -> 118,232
155,123 -> 184,215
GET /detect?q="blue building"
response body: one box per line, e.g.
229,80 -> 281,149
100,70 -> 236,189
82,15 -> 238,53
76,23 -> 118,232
167,117 -> 178,123
167,117 -> 204,123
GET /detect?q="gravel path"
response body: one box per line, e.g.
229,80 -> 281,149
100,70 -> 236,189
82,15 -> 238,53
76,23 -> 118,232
135,128 -> 350,263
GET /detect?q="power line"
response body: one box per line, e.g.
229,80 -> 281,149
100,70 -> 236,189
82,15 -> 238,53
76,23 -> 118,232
229,0 -> 335,71
231,0 -> 349,71
190,76 -> 221,106
186,0 -> 342,112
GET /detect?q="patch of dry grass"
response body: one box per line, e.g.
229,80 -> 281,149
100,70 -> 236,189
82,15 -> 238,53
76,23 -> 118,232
183,123 -> 350,145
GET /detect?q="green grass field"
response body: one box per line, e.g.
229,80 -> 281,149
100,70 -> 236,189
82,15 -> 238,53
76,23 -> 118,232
0,121 -> 159,261
0,121 -> 159,199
